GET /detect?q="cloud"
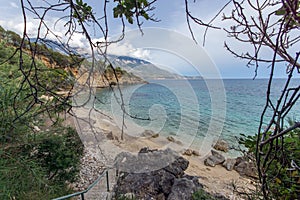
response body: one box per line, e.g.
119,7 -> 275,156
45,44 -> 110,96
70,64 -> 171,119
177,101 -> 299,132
91,37 -> 152,60
10,2 -> 18,8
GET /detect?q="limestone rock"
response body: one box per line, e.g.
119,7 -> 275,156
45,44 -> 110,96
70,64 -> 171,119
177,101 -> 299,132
167,136 -> 175,142
222,158 -> 236,171
204,150 -> 225,167
139,146 -> 158,153
182,149 -> 200,156
213,139 -> 229,152
167,177 -> 202,200
113,148 -> 203,200
234,160 -> 258,178
106,131 -> 115,140
164,156 -> 189,176
142,130 -> 159,138
166,136 -> 183,145
183,149 -> 193,156
192,150 -> 200,156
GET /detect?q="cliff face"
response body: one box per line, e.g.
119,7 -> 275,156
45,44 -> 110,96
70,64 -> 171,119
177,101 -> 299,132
74,65 -> 147,88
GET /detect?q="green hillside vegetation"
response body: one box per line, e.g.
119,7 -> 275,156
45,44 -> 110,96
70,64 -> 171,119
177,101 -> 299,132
104,65 -> 144,86
0,27 -> 83,199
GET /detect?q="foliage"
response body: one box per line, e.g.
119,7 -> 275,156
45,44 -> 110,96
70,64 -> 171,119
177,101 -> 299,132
5,0 -> 300,199
275,0 -> 300,28
239,123 -> 300,200
0,139 -> 77,199
35,127 -> 83,182
73,0 -> 93,22
192,189 -> 216,200
0,26 -> 83,69
115,194 -> 137,200
0,29 -> 84,199
113,0 -> 152,24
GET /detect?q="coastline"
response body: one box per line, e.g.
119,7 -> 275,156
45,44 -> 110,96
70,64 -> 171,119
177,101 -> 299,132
70,107 -> 256,199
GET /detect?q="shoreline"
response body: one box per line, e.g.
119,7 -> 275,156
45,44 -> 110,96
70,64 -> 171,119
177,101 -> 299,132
71,107 -> 257,199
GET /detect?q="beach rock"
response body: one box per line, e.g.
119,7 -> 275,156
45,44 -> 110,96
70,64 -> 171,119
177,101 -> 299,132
167,177 -> 202,200
166,136 -> 183,145
213,139 -> 229,152
106,131 -> 115,140
182,149 -> 200,156
222,158 -> 236,171
204,150 -> 225,167
164,156 -> 189,176
142,130 -> 159,138
183,149 -> 193,156
234,160 -> 257,178
175,140 -> 183,145
113,148 -> 203,200
139,147 -> 158,153
192,150 -> 200,156
167,136 -> 176,142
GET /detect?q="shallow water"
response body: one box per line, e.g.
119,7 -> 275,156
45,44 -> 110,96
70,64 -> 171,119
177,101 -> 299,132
94,78 -> 300,156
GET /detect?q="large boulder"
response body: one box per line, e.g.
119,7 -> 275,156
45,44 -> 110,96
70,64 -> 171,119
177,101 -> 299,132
213,139 -> 229,152
204,150 -> 225,167
234,160 -> 258,178
113,148 -> 203,200
222,158 -> 236,171
167,176 -> 202,200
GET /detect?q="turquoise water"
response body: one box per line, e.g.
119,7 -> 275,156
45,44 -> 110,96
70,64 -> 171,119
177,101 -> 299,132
95,79 -> 300,150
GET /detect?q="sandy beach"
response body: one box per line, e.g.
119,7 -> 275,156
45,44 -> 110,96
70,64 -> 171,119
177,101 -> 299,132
71,107 -> 257,199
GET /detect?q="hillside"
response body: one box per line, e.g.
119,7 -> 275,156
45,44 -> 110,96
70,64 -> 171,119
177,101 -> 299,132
111,55 -> 184,80
0,26 -> 85,199
75,62 -> 147,88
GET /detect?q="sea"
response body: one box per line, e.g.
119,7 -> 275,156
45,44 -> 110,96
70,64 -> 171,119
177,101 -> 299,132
94,78 -> 300,155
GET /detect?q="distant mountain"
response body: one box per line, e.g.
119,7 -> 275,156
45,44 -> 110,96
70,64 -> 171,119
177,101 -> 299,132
184,75 -> 203,80
30,38 -> 90,58
31,38 -> 186,80
110,56 -> 184,80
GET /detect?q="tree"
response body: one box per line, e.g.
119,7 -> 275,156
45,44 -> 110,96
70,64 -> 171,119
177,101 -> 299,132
222,1 -> 300,198
5,0 -> 300,198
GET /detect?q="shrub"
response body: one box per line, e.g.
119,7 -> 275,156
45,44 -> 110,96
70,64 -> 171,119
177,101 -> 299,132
192,189 -> 216,200
35,127 -> 84,182
238,122 -> 300,199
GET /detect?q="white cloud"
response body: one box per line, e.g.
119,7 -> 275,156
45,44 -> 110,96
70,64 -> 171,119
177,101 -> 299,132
10,2 -> 18,8
97,40 -> 152,60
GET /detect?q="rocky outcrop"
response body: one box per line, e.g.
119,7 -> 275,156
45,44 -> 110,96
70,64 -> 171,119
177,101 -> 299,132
213,139 -> 229,152
113,148 -> 203,200
204,150 -> 225,167
234,157 -> 258,178
168,176 -> 203,200
204,149 -> 258,178
75,64 -> 147,88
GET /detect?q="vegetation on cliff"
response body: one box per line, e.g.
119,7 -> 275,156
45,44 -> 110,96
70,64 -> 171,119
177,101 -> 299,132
0,26 -> 147,199
0,27 -> 84,199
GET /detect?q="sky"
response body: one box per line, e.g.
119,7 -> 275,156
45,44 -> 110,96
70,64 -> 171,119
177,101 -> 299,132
0,0 -> 294,79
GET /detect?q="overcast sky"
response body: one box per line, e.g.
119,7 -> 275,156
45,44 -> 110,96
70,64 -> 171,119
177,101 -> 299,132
0,0 -> 292,78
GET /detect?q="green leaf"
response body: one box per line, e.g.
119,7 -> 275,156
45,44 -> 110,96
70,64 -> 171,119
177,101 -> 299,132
128,17 -> 133,24
275,7 -> 286,16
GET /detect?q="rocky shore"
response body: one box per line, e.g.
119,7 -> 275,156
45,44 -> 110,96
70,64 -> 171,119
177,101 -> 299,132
70,107 -> 257,199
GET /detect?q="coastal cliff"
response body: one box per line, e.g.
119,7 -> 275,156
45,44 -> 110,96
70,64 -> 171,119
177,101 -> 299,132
74,63 -> 147,88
